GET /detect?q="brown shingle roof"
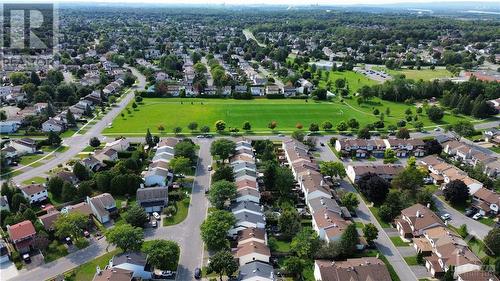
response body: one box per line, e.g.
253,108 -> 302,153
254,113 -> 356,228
237,228 -> 266,242
8,220 -> 36,241
38,211 -> 60,230
19,184 -> 46,196
235,241 -> 270,258
315,258 -> 392,281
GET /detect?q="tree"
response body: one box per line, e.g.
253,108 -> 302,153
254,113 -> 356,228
200,126 -> 210,134
275,166 -> 295,197
357,173 -> 390,205
268,121 -> 278,130
484,228 -> 500,256
309,123 -> 319,132
443,180 -> 469,206
291,130 -> 305,142
172,126 -> 182,135
443,266 -> 454,281
62,182 -> 77,202
322,121 -> 333,131
206,250 -> 239,281
47,131 -> 62,147
77,180 -> 93,199
170,156 -> 192,175
11,193 -> 27,212
47,177 -> 64,198
188,122 -> 198,132
391,165 -> 426,196
89,137 -> 101,148
142,240 -> 180,270
357,127 -> 371,139
124,204 -> 149,228
200,210 -> 235,251
242,121 -> 251,131
348,118 -> 359,129
284,257 -> 304,280
427,106 -> 444,122
106,224 -> 144,252
66,110 -> 77,127
22,208 -> 37,222
396,128 -> 410,139
336,121 -> 348,131
145,129 -> 154,147
341,192 -> 359,213
174,140 -> 197,165
209,180 -> 237,209
290,228 -> 320,259
73,162 -> 89,181
320,161 -> 346,179
54,212 -> 88,240
279,204 -> 301,240
339,224 -> 359,255
210,139 -> 236,162
363,223 -> 379,244
212,165 -> 234,182
452,121 -> 475,137
215,120 -> 226,132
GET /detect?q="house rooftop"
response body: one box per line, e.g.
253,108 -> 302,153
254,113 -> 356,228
7,220 -> 36,241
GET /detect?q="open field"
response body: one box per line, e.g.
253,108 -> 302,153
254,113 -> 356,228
319,70 -> 378,92
373,66 -> 453,81
103,96 -> 478,135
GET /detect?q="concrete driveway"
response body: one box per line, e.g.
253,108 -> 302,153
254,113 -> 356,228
0,261 -> 19,280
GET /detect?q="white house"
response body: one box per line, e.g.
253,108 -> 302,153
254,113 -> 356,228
20,184 -> 48,204
42,118 -> 66,133
109,252 -> 152,280
236,188 -> 260,203
9,138 -> 37,155
87,193 -> 116,224
235,241 -> 271,266
229,211 -> 265,236
105,138 -> 129,152
143,168 -> 170,187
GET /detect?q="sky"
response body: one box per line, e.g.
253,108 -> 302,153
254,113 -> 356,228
5,0 -> 499,5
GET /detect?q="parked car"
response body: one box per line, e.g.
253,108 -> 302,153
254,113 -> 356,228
159,270 -> 176,279
472,213 -> 483,220
83,230 -> 90,238
194,268 -> 201,279
152,212 -> 161,220
196,135 -> 204,138
440,213 -> 451,221
65,237 -> 72,245
464,208 -> 476,217
22,253 -> 31,263
151,220 -> 157,228
278,134 -> 285,137
207,165 -> 212,171
320,142 -> 325,146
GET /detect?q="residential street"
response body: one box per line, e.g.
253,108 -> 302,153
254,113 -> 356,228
432,195 -> 492,240
7,138 -> 212,281
4,66 -> 145,185
315,137 -> 418,281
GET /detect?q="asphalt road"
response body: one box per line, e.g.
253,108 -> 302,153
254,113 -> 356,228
315,137 -> 418,281
6,66 -> 145,185
432,195 -> 492,240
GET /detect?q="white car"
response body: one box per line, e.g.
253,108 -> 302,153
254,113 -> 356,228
472,213 -> 483,220
152,212 -> 161,220
207,165 -> 212,171
440,213 -> 451,221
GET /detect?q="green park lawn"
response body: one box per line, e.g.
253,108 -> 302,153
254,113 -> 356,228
373,66 -> 454,81
72,250 -> 120,281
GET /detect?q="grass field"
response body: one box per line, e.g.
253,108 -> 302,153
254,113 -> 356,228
72,250 -> 120,281
373,66 -> 453,81
103,96 -> 476,135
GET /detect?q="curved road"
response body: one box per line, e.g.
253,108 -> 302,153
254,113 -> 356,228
6,66 -> 145,185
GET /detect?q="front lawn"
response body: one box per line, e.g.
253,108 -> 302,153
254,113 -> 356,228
22,176 -> 47,185
71,249 -> 120,281
369,207 -> 391,228
163,196 -> 190,226
390,236 -> 410,247
404,256 -> 420,266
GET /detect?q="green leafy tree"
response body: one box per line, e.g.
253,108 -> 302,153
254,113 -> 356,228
427,106 -> 444,122
11,193 -> 27,212
341,192 -> 359,213
210,139 -> 236,162
142,240 -> 180,270
47,131 -> 62,147
200,126 -> 210,134
363,223 -> 379,244
206,250 -> 239,281
396,127 -> 410,139
66,110 -> 77,127
336,121 -> 348,131
89,137 -> 101,148
357,127 -> 371,139
484,228 -> 500,256
309,123 -> 319,132
54,212 -> 88,240
145,129 -> 154,147
200,210 -> 235,251
172,126 -> 182,135
170,156 -> 192,175
212,165 -> 234,182
124,204 -> 149,228
348,118 -> 359,129
339,224 -> 359,256
279,204 -> 301,240
242,121 -> 251,131
62,182 -> 77,202
320,161 -> 346,178
284,257 -> 304,279
47,177 -> 64,198
275,166 -> 295,197
188,122 -> 198,132
215,120 -> 226,132
322,121 -> 333,131
443,180 -> 469,206
209,180 -> 237,209
73,162 -> 89,181
106,224 -> 144,252
290,228 -> 320,259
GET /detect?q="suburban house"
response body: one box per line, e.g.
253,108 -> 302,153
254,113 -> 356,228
63,201 -> 94,219
0,120 -> 21,133
237,228 -> 267,246
81,156 -> 103,171
109,252 -> 152,280
38,210 -> 60,231
335,138 -> 387,158
236,188 -> 261,203
312,208 -> 351,243
395,204 -> 443,239
42,118 -> 66,133
314,258 -> 392,281
231,201 -> 263,216
143,168 -> 170,187
307,196 -> 349,218
346,164 -> 404,183
298,170 -> 331,201
94,148 -> 119,163
19,183 -> 48,204
104,138 -> 130,152
384,138 -> 426,157
9,138 -> 37,155
238,261 -> 275,281
229,212 -> 266,236
236,179 -> 258,191
235,241 -> 271,266
7,220 -> 36,253
136,186 -> 169,213
458,270 -> 500,281
471,188 -> 499,216
87,193 -> 117,224
92,267 -> 133,281
442,139 -> 500,178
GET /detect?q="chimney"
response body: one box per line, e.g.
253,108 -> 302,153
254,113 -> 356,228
416,210 -> 420,217
427,203 -> 431,208
320,180 -> 324,186
320,198 -> 325,205
324,213 -> 329,220
96,266 -> 101,275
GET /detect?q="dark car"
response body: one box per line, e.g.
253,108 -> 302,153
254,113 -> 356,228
194,268 -> 202,279
464,208 -> 476,217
